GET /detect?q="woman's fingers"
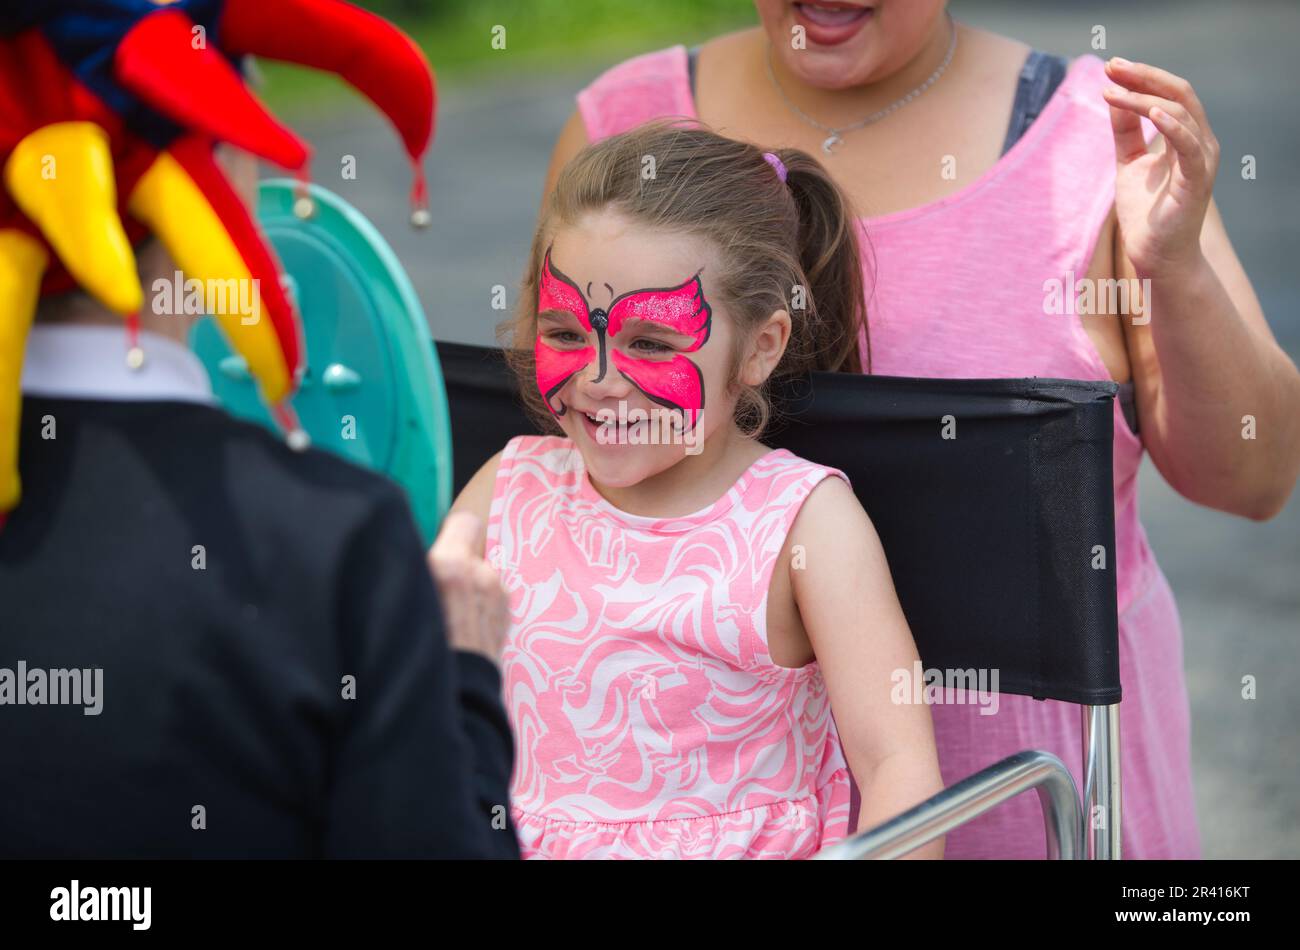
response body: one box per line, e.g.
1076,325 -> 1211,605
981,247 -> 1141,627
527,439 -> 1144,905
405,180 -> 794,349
1148,106 -> 1211,185
1103,86 -> 1201,137
1105,57 -> 1209,130
1103,85 -> 1216,185
1105,57 -> 1220,274
1107,99 -> 1148,163
1103,59 -> 1219,177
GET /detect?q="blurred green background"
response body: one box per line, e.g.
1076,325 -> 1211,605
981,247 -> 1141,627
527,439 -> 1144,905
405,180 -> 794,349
260,0 -> 753,108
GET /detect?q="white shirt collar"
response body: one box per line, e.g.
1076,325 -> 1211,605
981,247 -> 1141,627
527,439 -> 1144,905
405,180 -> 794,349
21,324 -> 215,404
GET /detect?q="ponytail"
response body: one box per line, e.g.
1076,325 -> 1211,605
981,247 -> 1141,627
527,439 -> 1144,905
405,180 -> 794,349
774,147 -> 871,375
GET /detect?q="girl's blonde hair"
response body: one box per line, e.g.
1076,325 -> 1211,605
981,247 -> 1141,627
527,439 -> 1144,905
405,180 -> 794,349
502,118 -> 870,437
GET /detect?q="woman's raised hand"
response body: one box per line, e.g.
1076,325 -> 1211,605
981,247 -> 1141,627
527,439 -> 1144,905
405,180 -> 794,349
427,511 -> 509,662
1103,57 -> 1220,277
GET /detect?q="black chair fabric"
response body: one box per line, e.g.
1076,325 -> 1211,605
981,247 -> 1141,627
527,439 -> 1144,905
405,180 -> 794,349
434,340 -> 1121,706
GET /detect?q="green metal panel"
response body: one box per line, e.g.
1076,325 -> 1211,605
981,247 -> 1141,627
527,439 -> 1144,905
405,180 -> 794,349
191,180 -> 451,543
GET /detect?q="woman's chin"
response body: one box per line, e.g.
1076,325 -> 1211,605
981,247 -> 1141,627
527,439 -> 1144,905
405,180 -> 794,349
767,18 -> 886,89
781,45 -> 879,89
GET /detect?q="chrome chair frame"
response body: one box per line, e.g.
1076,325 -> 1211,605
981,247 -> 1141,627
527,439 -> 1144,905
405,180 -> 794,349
815,704 -> 1121,860
1083,702 -> 1122,860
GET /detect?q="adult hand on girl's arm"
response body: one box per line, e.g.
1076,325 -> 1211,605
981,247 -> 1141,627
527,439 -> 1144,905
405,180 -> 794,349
432,448 -> 509,660
428,509 -> 508,661
789,477 -> 946,859
1104,58 -> 1300,519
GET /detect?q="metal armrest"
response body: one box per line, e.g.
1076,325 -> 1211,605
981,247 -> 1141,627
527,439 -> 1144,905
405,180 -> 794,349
812,749 -> 1084,860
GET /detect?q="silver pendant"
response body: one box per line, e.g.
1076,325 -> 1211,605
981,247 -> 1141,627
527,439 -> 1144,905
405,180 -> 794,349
822,133 -> 841,154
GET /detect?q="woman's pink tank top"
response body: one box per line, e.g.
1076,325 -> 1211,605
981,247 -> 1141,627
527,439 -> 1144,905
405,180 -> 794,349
576,46 -> 1200,858
485,435 -> 853,858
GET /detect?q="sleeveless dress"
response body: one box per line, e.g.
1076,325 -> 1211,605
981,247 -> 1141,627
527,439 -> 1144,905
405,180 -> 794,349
575,46 -> 1201,859
485,435 -> 854,859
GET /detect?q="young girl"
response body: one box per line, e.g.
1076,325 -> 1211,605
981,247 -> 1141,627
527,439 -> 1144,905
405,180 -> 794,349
450,119 -> 943,859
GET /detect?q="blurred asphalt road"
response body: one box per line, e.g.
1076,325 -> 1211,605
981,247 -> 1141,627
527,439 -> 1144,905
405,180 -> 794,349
284,0 -> 1299,857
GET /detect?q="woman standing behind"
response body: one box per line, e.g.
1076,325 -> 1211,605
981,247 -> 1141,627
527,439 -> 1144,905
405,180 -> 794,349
538,1 -> 1300,858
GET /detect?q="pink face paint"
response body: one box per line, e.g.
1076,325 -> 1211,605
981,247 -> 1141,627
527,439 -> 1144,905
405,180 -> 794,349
608,350 -> 703,428
534,244 -> 713,429
535,339 -> 595,416
535,247 -> 595,416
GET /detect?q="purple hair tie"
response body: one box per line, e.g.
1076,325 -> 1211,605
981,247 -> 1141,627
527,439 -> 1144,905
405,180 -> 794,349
762,151 -> 787,184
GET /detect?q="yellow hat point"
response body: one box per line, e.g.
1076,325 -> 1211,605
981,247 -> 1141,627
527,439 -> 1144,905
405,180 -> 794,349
129,150 -> 290,402
4,121 -> 144,316
0,230 -> 50,514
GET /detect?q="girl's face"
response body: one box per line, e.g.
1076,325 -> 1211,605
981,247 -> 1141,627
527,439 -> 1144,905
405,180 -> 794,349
535,209 -> 743,489
754,1 -> 947,90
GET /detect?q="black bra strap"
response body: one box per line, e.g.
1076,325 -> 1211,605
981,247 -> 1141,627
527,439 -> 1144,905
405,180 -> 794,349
1001,50 -> 1069,155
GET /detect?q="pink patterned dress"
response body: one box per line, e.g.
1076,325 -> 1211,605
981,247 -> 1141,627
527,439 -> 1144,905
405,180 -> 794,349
485,435 -> 854,858
575,46 -> 1200,859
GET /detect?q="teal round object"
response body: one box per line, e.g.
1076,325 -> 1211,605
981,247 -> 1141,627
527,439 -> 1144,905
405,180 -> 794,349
190,180 -> 452,544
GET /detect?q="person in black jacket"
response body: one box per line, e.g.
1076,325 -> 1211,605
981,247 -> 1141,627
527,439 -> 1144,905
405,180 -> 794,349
0,143 -> 519,858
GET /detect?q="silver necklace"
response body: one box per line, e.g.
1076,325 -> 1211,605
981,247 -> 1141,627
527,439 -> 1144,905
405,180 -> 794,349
766,12 -> 958,154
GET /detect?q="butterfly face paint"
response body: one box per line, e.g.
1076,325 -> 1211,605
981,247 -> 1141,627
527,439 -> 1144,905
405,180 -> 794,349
535,244 -> 713,431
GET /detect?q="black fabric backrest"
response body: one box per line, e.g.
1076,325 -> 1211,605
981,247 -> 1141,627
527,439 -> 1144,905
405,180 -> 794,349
435,340 -> 1121,706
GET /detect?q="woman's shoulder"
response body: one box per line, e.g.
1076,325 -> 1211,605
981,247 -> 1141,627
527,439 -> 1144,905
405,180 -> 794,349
576,44 -> 694,141
962,25 -> 1108,115
1058,53 -> 1113,114
964,30 -> 1118,169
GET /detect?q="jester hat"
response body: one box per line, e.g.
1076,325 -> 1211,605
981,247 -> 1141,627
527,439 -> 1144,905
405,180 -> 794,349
0,0 -> 436,522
